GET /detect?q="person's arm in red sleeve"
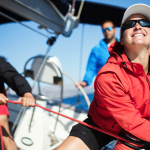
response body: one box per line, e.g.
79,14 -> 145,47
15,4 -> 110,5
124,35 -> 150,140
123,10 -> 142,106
95,72 -> 150,142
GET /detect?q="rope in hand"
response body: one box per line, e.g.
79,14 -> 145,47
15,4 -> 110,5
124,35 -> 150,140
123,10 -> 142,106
0,100 -> 142,150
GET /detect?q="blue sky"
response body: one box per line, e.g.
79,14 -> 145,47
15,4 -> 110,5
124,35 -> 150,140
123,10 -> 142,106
0,0 -> 150,89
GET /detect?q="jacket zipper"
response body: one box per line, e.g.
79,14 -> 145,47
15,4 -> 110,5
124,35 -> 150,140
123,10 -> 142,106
146,76 -> 150,88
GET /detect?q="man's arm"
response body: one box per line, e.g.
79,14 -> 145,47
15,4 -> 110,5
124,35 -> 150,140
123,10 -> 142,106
83,48 -> 98,86
0,57 -> 31,96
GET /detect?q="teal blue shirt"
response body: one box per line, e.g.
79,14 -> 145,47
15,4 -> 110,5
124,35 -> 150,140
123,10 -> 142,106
83,38 -> 119,86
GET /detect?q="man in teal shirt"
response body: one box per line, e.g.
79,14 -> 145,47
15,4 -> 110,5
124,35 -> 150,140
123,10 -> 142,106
77,20 -> 119,87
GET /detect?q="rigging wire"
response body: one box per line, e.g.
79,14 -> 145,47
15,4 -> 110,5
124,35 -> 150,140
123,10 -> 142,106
71,0 -> 76,15
77,0 -> 85,19
77,24 -> 85,103
0,11 -> 49,38
29,45 -> 53,132
31,45 -> 53,89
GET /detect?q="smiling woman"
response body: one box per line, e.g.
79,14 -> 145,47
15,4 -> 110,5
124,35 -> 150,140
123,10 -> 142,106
113,4 -> 150,150
56,3 -> 150,150
120,14 -> 150,71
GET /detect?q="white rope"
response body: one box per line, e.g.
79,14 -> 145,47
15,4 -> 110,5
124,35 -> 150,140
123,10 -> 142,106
62,71 -> 90,108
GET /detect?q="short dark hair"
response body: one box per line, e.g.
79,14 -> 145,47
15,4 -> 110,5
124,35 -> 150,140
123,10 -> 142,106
101,20 -> 115,28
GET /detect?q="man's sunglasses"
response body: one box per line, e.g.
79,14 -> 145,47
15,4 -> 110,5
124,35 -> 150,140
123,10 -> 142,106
121,19 -> 150,31
102,26 -> 114,33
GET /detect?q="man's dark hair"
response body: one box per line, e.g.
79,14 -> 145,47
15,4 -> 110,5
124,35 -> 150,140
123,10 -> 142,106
101,20 -> 115,28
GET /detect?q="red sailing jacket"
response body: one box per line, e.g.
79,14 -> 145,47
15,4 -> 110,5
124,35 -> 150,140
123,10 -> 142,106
88,42 -> 150,142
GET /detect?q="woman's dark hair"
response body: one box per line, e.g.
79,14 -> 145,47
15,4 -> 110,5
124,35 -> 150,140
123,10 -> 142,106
120,25 -> 124,38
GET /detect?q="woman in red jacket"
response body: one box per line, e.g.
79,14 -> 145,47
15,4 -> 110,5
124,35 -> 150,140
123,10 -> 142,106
56,3 -> 150,150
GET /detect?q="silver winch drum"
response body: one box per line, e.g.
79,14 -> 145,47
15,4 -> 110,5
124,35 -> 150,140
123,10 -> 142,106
24,55 -> 63,85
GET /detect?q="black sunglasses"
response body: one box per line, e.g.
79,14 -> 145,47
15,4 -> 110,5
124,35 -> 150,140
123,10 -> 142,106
121,19 -> 150,31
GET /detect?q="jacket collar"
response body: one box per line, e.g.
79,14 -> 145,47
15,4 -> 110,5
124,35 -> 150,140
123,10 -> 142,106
107,42 -> 148,76
100,38 -> 119,46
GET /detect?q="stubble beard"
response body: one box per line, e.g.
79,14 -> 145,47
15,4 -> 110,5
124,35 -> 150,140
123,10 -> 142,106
105,35 -> 115,44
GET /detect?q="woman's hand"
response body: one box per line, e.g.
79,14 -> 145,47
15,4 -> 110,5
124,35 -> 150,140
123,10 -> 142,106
17,92 -> 35,107
0,93 -> 8,104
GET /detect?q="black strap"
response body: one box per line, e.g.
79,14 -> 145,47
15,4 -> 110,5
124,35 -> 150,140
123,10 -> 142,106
118,131 -> 145,150
118,140 -> 143,150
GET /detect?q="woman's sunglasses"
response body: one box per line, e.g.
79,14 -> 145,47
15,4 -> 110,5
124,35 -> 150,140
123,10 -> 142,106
121,19 -> 150,31
102,26 -> 114,33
